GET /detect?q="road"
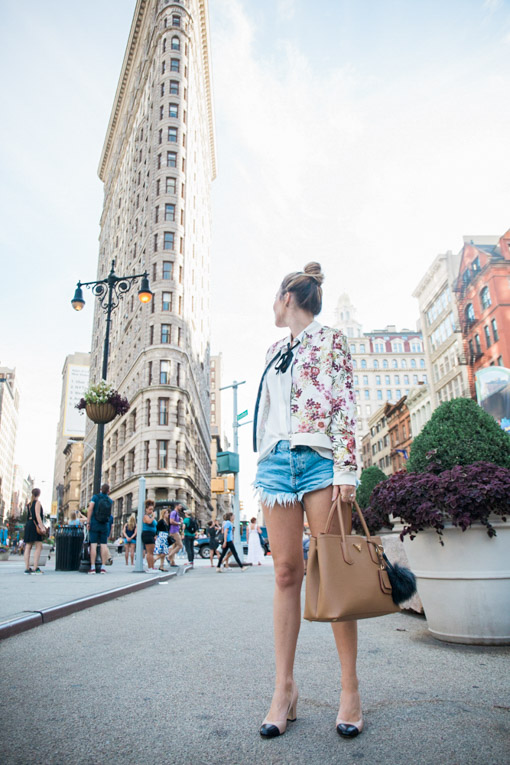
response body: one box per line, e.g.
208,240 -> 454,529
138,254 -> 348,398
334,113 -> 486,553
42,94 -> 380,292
1,562 -> 509,765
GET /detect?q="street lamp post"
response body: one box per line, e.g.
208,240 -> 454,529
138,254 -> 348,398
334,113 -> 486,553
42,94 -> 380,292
71,259 -> 152,495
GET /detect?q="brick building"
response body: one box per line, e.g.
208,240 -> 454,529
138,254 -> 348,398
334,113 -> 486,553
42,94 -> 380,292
386,397 -> 412,473
455,229 -> 510,398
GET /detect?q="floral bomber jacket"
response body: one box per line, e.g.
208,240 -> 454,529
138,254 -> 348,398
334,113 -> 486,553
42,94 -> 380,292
253,324 -> 358,483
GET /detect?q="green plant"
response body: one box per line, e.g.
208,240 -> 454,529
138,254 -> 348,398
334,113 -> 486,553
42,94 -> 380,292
407,397 -> 510,474
356,466 -> 388,509
76,380 -> 130,416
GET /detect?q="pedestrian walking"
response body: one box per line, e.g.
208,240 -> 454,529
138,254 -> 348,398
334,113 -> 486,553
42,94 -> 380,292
206,519 -> 221,566
216,512 -> 247,572
141,500 -> 157,572
246,517 -> 264,566
302,529 -> 310,575
253,262 -> 360,739
182,510 -> 198,566
23,488 -> 45,574
167,501 -> 183,566
68,510 -> 83,527
123,513 -> 137,565
154,508 -> 170,571
86,483 -> 113,574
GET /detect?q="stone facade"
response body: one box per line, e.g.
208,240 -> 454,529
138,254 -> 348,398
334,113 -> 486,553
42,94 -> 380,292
62,440 -> 84,521
366,405 -> 392,475
406,384 -> 432,438
0,367 -> 20,521
413,250 -> 470,409
334,296 -> 427,470
81,0 -> 216,536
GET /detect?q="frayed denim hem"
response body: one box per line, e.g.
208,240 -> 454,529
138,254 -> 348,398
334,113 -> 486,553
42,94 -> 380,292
253,475 -> 333,509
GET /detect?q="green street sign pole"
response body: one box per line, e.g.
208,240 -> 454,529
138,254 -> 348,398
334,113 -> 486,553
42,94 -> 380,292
237,409 -> 248,421
220,379 -> 246,563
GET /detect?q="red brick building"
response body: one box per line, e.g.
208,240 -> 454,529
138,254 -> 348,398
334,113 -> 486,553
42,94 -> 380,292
386,397 -> 412,473
455,229 -> 510,398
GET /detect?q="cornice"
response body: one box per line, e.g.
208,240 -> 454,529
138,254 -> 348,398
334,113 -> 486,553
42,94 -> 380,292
98,0 -> 216,183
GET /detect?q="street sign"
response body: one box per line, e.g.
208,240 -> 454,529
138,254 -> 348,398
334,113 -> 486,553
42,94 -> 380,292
237,410 -> 248,421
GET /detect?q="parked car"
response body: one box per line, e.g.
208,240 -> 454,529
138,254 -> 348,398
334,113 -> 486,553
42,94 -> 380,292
195,524 -> 270,560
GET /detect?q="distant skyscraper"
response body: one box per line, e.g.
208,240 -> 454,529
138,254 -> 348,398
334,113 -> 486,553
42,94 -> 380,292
0,367 -> 20,521
51,352 -> 90,516
81,0 -> 216,533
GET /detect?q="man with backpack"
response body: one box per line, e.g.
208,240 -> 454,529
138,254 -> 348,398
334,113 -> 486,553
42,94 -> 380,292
86,483 -> 113,574
182,509 -> 198,567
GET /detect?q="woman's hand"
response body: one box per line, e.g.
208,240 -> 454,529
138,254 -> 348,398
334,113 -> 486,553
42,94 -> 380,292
333,484 -> 357,503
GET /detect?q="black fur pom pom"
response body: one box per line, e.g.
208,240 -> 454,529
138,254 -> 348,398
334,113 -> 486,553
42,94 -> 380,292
383,553 -> 417,606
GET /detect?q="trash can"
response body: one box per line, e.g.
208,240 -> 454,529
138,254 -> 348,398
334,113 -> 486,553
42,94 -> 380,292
55,525 -> 85,571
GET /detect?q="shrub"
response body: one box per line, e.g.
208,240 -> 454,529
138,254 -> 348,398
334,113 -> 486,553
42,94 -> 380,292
76,380 -> 130,416
368,461 -> 510,544
407,397 -> 510,474
356,466 -> 388,509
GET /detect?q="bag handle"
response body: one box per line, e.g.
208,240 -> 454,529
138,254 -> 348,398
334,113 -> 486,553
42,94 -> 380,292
324,497 -> 373,541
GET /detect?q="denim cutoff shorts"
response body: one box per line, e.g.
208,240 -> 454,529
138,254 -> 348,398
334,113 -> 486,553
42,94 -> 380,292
254,440 -> 333,508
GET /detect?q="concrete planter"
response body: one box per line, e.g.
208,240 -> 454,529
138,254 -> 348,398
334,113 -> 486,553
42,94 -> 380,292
403,522 -> 510,645
38,544 -> 52,566
0,550 -> 9,561
380,532 -> 423,613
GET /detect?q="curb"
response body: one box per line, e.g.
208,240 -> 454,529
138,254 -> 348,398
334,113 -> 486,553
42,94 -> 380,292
0,568 -> 187,641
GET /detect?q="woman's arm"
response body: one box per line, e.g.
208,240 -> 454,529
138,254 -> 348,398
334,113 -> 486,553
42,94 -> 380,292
329,331 -> 358,497
34,502 -> 43,530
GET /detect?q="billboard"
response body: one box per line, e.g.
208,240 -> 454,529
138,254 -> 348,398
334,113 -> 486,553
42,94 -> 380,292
62,364 -> 90,437
475,367 -> 510,433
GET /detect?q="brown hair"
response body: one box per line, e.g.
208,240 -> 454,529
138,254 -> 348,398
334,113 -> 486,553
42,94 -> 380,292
279,261 -> 324,315
223,512 -> 233,521
31,488 -> 41,500
101,483 -> 110,494
145,499 -> 155,510
250,517 -> 257,524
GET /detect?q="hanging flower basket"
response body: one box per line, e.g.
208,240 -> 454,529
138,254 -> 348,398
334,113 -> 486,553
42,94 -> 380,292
85,402 -> 117,424
76,380 -> 130,424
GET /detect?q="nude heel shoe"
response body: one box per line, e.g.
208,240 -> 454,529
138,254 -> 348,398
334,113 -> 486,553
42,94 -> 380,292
336,716 -> 363,738
259,687 -> 298,738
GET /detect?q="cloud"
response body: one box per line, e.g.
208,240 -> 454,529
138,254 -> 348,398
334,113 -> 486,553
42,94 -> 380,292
277,0 -> 296,21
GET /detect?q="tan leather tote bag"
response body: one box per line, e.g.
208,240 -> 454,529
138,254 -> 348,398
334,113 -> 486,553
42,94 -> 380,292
304,498 -> 400,622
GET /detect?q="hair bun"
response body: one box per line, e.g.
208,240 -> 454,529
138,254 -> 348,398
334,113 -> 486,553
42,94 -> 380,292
303,262 -> 324,286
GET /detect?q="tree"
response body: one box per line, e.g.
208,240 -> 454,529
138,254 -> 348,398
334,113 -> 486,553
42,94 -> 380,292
356,465 -> 388,509
407,397 -> 510,474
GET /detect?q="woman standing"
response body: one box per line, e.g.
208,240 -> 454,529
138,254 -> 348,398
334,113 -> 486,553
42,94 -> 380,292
206,519 -> 221,567
123,513 -> 137,565
154,508 -> 170,571
23,488 -> 45,575
167,502 -> 183,566
253,262 -> 359,739
246,517 -> 264,566
141,500 -> 157,572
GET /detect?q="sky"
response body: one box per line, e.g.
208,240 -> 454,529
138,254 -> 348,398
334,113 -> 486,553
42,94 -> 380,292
0,0 -> 509,514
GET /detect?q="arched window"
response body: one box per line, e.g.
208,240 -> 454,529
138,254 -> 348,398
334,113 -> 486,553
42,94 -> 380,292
480,287 -> 491,310
392,359 -> 398,368
401,359 -> 407,368
420,359 -> 425,368
465,303 -> 475,323
361,359 -> 367,369
352,359 -> 357,369
373,359 -> 379,369
383,359 -> 388,369
411,359 -> 417,369
171,36 -> 180,51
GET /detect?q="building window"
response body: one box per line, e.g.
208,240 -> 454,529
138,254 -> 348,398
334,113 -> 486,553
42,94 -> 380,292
498,355 -> 504,366
392,342 -> 403,352
170,58 -> 180,72
169,103 -> 179,118
158,398 -> 169,425
374,342 -> 384,353
411,341 -> 422,352
383,359 -> 389,369
171,36 -> 180,50
373,359 -> 379,369
361,359 -> 367,369
386,390 -> 392,400
164,232 -> 175,250
157,153 -> 162,169
161,61 -> 166,74
160,360 -> 170,384
359,344 -> 365,353
145,400 -> 151,426
363,375 -> 368,385
167,151 -> 177,167
149,325 -> 154,345
396,389 -> 401,399
377,390 -> 382,400
168,127 -> 178,143
364,389 -> 369,400
394,375 -> 400,384
375,375 -> 381,385
420,359 -> 425,368
144,441 -> 150,471
413,374 -> 418,384
350,344 -> 356,353
166,177 -> 176,194
404,375 -> 409,385
155,206 -> 159,223
148,361 -> 153,385
153,233 -> 158,252
475,334 -> 482,354
163,261 -> 172,280
468,339 -> 475,359
491,318 -> 499,342
484,325 -> 491,348
401,359 -> 407,368
161,324 -> 171,343
172,14 -> 181,26
354,375 -> 359,385
162,38 -> 167,53
392,359 -> 398,368
423,374 -> 428,384
465,303 -> 475,324
170,80 -> 179,95
162,291 -> 172,311
385,375 -> 390,385
480,286 -> 491,310
165,203 -> 175,221
411,359 -> 416,368
158,440 -> 168,469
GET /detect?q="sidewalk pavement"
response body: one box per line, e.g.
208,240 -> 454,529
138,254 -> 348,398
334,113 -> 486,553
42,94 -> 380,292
0,549 -> 201,637
1,562 -> 508,765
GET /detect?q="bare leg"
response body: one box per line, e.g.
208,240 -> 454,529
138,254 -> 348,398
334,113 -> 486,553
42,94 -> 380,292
33,541 -> 42,569
263,500 -> 304,722
125,545 -> 129,565
146,543 -> 155,569
24,543 -> 33,570
303,487 -> 361,723
100,543 -> 110,568
130,544 -> 135,564
90,543 -> 97,568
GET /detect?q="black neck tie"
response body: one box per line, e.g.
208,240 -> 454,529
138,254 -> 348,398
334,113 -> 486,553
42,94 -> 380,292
274,340 -> 300,374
